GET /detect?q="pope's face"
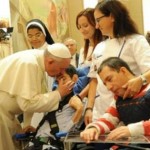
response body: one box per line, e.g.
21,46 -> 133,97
99,66 -> 128,97
45,58 -> 71,77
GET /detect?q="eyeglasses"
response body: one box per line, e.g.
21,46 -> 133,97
27,32 -> 43,40
95,15 -> 106,23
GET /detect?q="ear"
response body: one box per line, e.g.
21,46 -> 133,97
47,58 -> 54,64
72,74 -> 78,83
119,67 -> 128,75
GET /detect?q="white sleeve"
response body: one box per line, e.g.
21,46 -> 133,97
133,35 -> 150,73
17,90 -> 61,113
128,121 -> 144,136
23,112 -> 34,127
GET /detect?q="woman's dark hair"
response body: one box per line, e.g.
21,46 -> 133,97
26,19 -> 54,45
95,0 -> 139,38
98,57 -> 135,75
76,8 -> 103,60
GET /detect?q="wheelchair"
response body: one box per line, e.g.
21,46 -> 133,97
14,131 -> 95,150
14,132 -> 64,150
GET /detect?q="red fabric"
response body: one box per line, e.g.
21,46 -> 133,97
95,123 -> 105,134
95,117 -> 115,134
106,106 -> 119,118
110,145 -> 120,150
143,121 -> 150,135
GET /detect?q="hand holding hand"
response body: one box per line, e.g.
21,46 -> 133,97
80,127 -> 99,143
57,79 -> 74,97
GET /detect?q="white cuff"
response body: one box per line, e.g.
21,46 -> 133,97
128,121 -> 144,136
86,123 -> 101,135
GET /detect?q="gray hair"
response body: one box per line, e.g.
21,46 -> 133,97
63,37 -> 77,45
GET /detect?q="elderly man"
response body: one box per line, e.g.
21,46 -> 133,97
0,43 -> 74,150
64,37 -> 79,68
80,57 -> 150,149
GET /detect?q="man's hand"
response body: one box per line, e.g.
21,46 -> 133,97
57,79 -> 74,97
106,126 -> 131,140
80,127 -> 99,143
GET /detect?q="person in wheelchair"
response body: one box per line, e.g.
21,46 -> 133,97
21,65 -> 90,150
81,57 -> 150,149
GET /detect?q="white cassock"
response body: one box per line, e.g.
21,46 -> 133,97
0,50 -> 61,150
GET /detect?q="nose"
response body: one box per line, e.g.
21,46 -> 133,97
68,45 -> 71,49
79,28 -> 84,33
95,23 -> 99,29
106,83 -> 113,91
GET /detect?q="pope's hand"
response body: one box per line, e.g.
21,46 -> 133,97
57,79 -> 74,97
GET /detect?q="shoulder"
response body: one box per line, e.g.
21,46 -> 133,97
1,50 -> 35,63
123,34 -> 150,49
93,40 -> 108,52
76,66 -> 90,77
13,50 -> 44,71
126,34 -> 148,43
79,48 -> 84,56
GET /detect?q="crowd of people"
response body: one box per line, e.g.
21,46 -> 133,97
0,0 -> 150,150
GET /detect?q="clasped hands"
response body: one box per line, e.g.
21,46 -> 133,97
57,79 -> 75,97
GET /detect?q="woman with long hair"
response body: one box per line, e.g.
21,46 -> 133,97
85,0 -> 150,126
76,8 -> 103,67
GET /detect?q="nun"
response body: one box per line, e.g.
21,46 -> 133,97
26,18 -> 54,49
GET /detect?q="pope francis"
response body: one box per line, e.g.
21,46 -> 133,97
0,43 -> 73,150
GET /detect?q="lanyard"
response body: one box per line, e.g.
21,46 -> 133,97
118,39 -> 126,58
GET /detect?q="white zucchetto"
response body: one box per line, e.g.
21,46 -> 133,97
47,43 -> 71,58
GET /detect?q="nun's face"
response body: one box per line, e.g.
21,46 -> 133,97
27,28 -> 46,48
